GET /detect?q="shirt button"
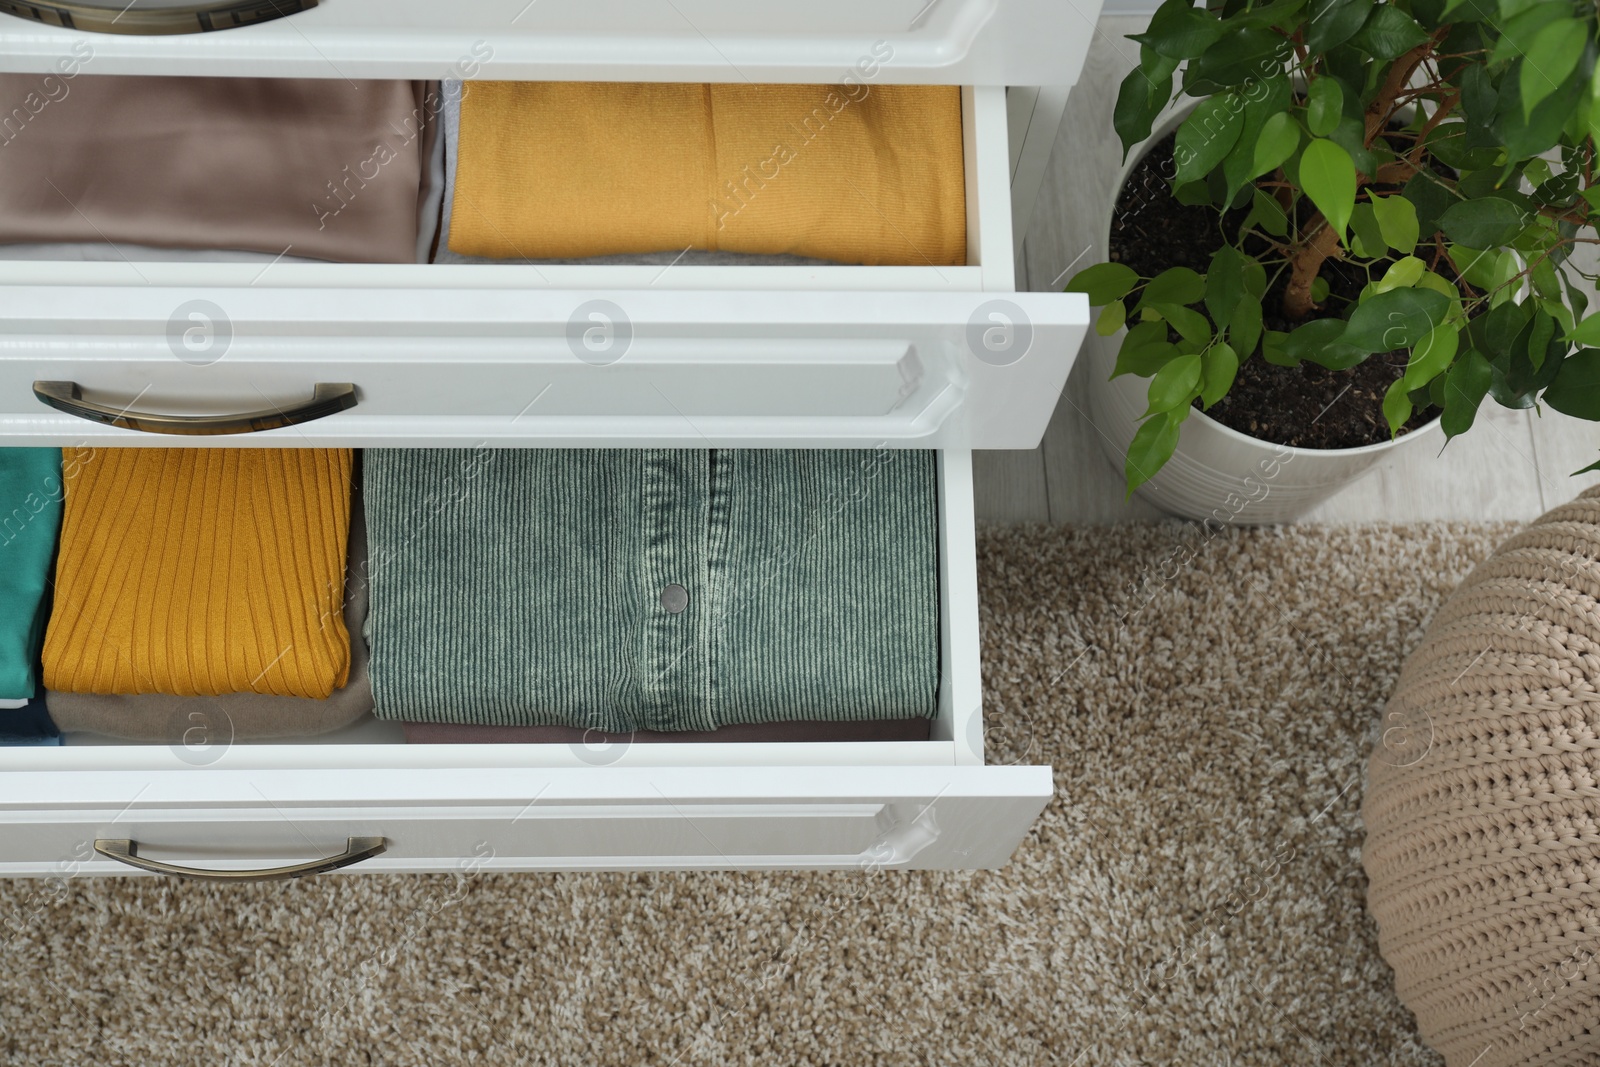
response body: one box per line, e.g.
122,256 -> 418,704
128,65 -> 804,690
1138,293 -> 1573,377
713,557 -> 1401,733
660,584 -> 689,614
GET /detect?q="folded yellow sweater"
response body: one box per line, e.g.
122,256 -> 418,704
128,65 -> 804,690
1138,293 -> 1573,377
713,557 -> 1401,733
449,82 -> 967,266
43,449 -> 352,698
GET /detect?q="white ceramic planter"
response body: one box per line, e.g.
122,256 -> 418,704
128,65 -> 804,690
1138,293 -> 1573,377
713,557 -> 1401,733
1085,106 -> 1444,525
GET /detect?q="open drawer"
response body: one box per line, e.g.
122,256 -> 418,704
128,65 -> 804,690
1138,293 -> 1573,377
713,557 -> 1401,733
0,85 -> 1087,450
0,449 -> 1052,874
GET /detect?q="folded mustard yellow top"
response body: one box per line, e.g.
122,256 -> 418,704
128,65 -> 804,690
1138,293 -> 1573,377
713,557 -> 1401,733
449,82 -> 966,266
43,449 -> 353,699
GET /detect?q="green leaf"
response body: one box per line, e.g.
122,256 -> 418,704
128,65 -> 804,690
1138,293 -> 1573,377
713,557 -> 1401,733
1307,77 -> 1343,136
1139,266 -> 1204,307
1173,96 -> 1246,184
1311,277 -> 1331,303
1283,318 -> 1366,370
1344,287 -> 1452,353
1186,26 -> 1288,89
1544,347 -> 1600,420
1112,339 -> 1179,379
1096,300 -> 1127,336
1299,138 -> 1357,245
1402,323 -> 1460,389
1067,261 -> 1139,305
1125,410 -> 1184,494
1382,378 -> 1413,436
1349,202 -> 1386,258
1114,66 -> 1170,158
1306,0 -> 1373,52
1526,311 -> 1555,372
1146,303 -> 1212,345
1248,111 -> 1300,184
1441,348 -> 1493,438
1199,342 -> 1239,408
1350,4 -> 1429,60
1222,74 -> 1292,203
1204,245 -> 1244,334
1111,322 -> 1175,378
1132,0 -> 1227,59
1245,188 -> 1289,237
1230,294 -> 1264,358
1522,18 -> 1585,118
1439,197 -> 1531,248
1566,314 -> 1600,347
1146,351 -> 1203,414
1371,195 -> 1421,254
1402,172 -> 1452,239
1373,255 -> 1426,294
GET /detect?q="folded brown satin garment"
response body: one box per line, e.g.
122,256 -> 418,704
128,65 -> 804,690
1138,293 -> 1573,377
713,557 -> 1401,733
47,476 -> 373,741
0,75 -> 432,263
401,719 -> 933,744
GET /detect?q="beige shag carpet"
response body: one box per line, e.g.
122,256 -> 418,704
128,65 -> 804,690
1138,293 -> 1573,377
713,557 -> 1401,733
0,522 -> 1518,1066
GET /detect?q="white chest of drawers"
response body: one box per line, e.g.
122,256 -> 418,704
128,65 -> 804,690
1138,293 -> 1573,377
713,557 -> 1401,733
0,0 -> 1097,875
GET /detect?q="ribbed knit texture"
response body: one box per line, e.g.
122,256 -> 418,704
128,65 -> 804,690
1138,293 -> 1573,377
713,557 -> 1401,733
43,448 -> 353,698
0,448 -> 62,699
448,82 -> 966,265
1363,486 -> 1600,1067
364,449 -> 938,730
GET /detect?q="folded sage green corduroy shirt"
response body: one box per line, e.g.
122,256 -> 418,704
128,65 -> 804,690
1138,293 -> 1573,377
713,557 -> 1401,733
363,449 -> 939,731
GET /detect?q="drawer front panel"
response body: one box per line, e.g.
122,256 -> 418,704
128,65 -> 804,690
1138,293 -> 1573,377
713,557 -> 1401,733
0,286 -> 1085,448
0,0 -> 1102,86
0,765 -> 1053,873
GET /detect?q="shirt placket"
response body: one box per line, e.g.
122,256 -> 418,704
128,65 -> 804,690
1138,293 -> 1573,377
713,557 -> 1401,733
637,448 -> 710,732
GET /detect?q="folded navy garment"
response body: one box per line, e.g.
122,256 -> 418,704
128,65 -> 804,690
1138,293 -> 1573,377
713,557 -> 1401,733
364,449 -> 939,732
0,695 -> 60,746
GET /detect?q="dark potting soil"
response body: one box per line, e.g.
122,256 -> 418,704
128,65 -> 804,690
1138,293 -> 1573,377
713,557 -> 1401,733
1107,133 -> 1438,450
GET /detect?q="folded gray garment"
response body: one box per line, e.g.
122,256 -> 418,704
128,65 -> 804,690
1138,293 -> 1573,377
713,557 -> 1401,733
365,449 -> 940,732
430,79 -> 827,268
402,719 -> 933,744
48,472 -> 373,741
0,75 -> 430,263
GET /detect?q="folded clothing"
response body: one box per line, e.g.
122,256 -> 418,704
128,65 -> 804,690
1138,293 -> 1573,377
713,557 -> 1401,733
402,719 -> 932,744
0,75 -> 431,263
432,80 -> 829,268
0,449 -> 62,701
47,470 -> 373,740
447,82 -> 966,265
44,448 -> 353,698
365,449 -> 939,731
0,695 -> 59,746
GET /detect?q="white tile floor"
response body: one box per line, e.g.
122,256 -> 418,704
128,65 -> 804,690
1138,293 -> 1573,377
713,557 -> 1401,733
978,15 -> 1600,525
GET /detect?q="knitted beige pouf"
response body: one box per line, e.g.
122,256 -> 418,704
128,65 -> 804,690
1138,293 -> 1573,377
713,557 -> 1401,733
1364,487 -> 1600,1067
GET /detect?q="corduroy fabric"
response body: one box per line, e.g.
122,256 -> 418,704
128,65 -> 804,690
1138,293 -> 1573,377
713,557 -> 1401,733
0,448 -> 63,700
43,448 -> 353,698
447,82 -> 966,265
364,449 -> 938,731
400,718 -> 932,744
1363,486 -> 1600,1067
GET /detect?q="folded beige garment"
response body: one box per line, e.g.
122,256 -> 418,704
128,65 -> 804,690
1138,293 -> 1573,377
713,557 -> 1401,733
0,75 -> 431,263
48,477 -> 372,741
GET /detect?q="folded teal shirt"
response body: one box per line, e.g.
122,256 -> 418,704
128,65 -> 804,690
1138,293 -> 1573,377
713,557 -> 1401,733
363,449 -> 939,731
0,449 -> 61,700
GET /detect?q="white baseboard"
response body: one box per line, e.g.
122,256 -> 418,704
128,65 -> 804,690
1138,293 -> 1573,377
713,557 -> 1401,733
1100,0 -> 1160,13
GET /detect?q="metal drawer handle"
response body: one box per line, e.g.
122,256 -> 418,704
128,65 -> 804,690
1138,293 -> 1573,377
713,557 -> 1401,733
0,0 -> 316,35
94,836 -> 385,882
34,381 -> 356,436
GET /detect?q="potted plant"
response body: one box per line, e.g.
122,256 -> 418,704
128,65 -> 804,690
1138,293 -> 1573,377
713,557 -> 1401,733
1069,0 -> 1600,523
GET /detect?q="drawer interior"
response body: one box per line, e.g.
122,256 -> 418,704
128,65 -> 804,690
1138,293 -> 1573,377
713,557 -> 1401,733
43,448 -> 985,771
0,83 -> 1012,289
